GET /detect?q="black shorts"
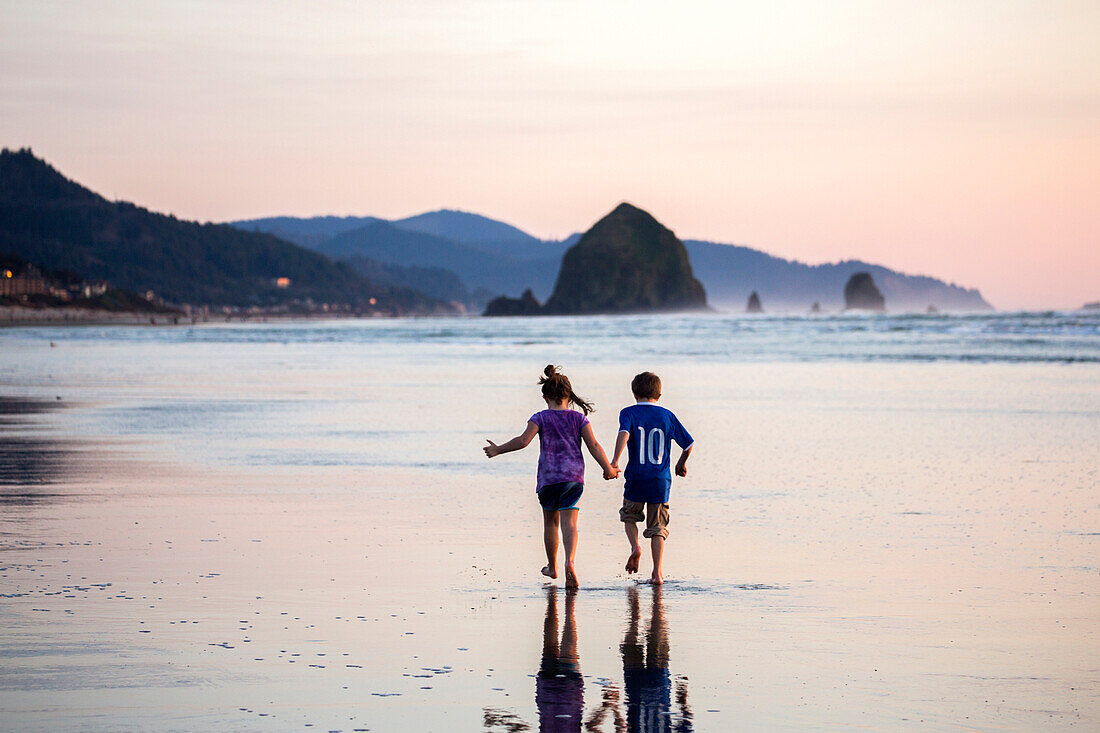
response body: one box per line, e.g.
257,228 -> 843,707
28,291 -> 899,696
537,481 -> 583,511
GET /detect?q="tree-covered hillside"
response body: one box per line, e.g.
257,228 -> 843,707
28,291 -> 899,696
0,149 -> 445,312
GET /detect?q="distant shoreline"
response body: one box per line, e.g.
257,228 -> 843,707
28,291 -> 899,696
4,305 -> 1097,327
0,305 -> 398,327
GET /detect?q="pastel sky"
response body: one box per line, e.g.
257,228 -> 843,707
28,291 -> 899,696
2,1 -> 1097,308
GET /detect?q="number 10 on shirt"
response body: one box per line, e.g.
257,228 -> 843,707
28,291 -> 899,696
636,427 -> 665,465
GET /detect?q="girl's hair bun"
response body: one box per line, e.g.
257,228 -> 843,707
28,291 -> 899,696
537,363 -> 594,415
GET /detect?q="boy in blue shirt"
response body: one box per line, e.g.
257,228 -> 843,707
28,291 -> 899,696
610,371 -> 693,585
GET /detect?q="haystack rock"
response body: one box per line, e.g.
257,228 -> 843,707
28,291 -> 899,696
746,291 -> 763,313
542,203 -> 707,315
844,272 -> 886,312
483,288 -> 542,316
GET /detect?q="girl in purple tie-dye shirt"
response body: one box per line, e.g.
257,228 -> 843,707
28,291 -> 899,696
484,365 -> 618,588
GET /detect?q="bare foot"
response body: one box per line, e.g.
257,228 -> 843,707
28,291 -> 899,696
649,572 -> 663,585
625,548 -> 641,574
564,564 -> 578,589
541,565 -> 557,579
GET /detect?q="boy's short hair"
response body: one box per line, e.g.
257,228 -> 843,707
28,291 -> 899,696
631,371 -> 661,400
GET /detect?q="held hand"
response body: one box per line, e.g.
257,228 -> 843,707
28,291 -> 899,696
675,462 -> 687,477
484,440 -> 500,458
603,465 -> 621,480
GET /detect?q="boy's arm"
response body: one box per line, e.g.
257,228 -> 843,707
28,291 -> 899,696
674,444 -> 693,477
484,421 -> 539,458
580,423 -> 618,479
611,430 -> 629,468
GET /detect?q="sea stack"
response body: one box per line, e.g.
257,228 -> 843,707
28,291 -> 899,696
541,203 -> 707,315
746,291 -> 763,313
483,288 -> 542,316
844,272 -> 886,312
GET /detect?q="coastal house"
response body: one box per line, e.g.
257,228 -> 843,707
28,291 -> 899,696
78,281 -> 110,298
0,264 -> 49,298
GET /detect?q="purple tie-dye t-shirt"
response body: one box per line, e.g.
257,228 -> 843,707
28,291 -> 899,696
530,409 -> 590,489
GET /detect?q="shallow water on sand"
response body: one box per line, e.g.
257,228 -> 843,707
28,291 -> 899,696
0,316 -> 1098,731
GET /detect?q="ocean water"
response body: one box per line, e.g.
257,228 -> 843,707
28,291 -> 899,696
0,312 -> 1097,731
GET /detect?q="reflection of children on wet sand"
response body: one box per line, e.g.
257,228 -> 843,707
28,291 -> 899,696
617,586 -> 692,733
537,587 -> 584,732
484,587 -> 587,733
484,586 -> 691,733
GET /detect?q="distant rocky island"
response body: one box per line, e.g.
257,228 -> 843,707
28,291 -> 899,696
483,289 -> 542,316
486,203 -> 707,316
844,272 -> 886,312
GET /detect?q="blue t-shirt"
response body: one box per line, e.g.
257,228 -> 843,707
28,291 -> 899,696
618,403 -> 693,504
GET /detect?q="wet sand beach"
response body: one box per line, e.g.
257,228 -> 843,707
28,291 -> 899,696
0,315 -> 1097,731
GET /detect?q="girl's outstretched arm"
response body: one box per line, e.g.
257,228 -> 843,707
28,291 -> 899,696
484,421 -> 539,458
580,423 -> 618,479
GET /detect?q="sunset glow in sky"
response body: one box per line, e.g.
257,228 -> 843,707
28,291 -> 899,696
2,1 -> 1098,308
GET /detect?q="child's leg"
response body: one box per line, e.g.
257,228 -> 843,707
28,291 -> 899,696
649,535 -> 664,584
542,510 -> 559,579
644,503 -> 670,584
560,509 -> 579,588
620,500 -> 645,574
624,522 -> 642,574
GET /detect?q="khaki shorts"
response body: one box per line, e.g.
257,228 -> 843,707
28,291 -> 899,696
619,500 -> 670,540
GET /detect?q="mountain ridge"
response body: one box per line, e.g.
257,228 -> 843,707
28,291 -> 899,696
234,211 -> 992,311
683,239 -> 991,310
393,209 -> 541,247
3,148 -> 988,314
235,215 -> 564,305
0,149 -> 446,313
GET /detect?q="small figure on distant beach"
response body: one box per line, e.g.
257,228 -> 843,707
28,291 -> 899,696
484,365 -> 618,588
611,372 -> 694,585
